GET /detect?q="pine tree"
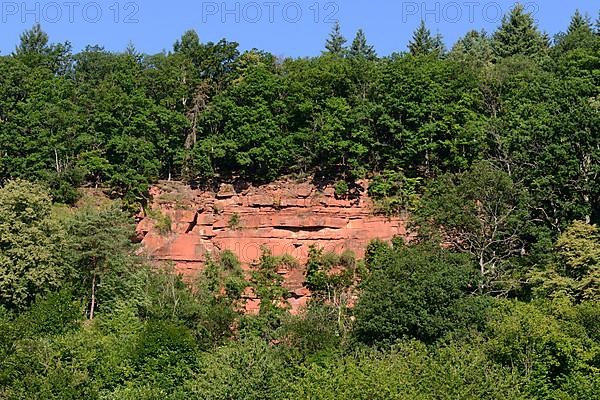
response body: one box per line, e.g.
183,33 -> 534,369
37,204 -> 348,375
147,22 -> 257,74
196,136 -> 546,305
325,21 -> 347,55
350,29 -> 376,59
492,4 -> 548,58
68,204 -> 134,320
594,10 -> 600,35
408,20 -> 434,56
431,32 -> 446,57
555,10 -> 596,52
13,23 -> 72,74
450,30 -> 493,66
567,9 -> 592,35
14,23 -> 49,56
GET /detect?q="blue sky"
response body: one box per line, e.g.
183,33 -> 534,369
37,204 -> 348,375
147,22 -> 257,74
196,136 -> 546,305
0,1 -> 598,57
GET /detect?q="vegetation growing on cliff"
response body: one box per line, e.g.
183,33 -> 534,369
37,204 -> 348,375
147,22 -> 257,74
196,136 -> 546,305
1,5 -> 598,229
0,177 -> 599,399
1,5 -> 600,399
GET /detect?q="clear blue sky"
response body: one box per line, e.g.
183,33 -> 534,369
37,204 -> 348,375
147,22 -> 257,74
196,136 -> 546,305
0,1 -> 597,57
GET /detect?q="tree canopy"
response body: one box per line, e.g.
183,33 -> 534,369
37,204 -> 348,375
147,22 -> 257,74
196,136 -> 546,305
0,8 -> 599,397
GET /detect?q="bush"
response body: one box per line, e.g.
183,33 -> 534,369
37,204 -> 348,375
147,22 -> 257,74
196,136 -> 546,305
368,170 -> 421,215
228,213 -> 241,230
278,303 -> 343,358
19,290 -> 81,336
334,180 -> 349,197
184,338 -> 293,400
484,301 -> 597,397
147,208 -> 172,235
133,320 -> 198,387
289,340 -> 526,399
354,243 -> 482,344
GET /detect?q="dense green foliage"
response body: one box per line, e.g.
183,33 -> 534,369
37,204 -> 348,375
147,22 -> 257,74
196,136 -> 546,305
0,180 -> 69,309
0,180 -> 598,398
1,6 -> 599,399
1,6 -> 598,226
355,242 -> 484,344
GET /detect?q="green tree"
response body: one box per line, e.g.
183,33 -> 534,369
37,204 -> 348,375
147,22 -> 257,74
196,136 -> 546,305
305,246 -> 357,334
554,10 -> 597,53
374,55 -> 486,176
414,162 -> 530,293
485,301 -> 597,397
193,251 -> 246,348
408,21 -> 445,57
568,10 -> 592,34
349,29 -> 376,59
14,23 -> 49,56
431,32 -> 446,56
0,180 -> 69,310
450,29 -> 493,67
486,52 -> 599,228
492,4 -> 548,58
354,242 -> 483,345
67,203 -> 134,319
530,221 -> 600,302
408,20 -> 434,56
13,23 -> 72,73
324,21 -> 347,56
368,170 -> 421,215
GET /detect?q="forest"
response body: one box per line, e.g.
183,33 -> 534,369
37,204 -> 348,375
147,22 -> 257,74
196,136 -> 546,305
0,4 -> 599,399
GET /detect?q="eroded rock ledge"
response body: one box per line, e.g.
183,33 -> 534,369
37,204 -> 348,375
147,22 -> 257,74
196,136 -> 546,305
136,179 -> 409,313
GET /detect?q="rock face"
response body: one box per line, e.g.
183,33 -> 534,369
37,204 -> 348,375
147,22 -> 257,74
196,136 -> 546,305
136,180 -> 409,313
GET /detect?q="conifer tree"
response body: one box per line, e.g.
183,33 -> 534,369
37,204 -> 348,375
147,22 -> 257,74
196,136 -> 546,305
492,4 -> 548,58
14,23 -> 49,56
555,10 -> 596,52
350,29 -> 376,59
68,204 -> 134,320
408,20 -> 433,56
325,21 -> 347,55
13,23 -> 72,73
450,30 -> 493,66
431,32 -> 446,57
408,21 -> 446,58
567,9 -> 592,35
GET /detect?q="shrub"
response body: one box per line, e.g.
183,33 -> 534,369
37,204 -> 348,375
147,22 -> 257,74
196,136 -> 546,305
368,170 -> 421,215
147,208 -> 172,235
228,213 -> 241,230
334,180 -> 349,197
354,243 -> 482,345
484,301 -> 597,397
19,290 -> 81,336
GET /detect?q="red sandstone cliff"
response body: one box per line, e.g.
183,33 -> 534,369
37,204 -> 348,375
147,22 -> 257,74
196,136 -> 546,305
136,179 -> 409,313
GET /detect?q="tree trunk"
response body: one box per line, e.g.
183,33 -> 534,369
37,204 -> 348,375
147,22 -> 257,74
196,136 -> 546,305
89,272 -> 96,320
185,82 -> 210,150
54,149 -> 61,173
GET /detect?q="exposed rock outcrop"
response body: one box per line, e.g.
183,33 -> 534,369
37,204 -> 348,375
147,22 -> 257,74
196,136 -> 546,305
136,180 -> 409,313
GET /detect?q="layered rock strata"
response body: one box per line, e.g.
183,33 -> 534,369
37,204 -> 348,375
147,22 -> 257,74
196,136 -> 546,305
136,180 -> 408,313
